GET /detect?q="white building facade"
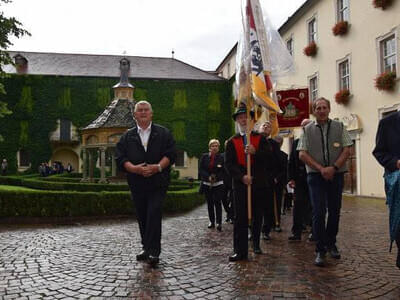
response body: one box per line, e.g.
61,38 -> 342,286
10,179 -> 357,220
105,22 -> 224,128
217,0 -> 400,198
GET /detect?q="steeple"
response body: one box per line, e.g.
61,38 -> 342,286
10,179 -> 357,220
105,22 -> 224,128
113,58 -> 135,100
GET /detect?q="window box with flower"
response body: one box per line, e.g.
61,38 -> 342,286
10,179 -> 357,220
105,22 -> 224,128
332,21 -> 349,36
373,0 -> 394,10
335,89 -> 351,105
303,41 -> 318,57
375,71 -> 397,91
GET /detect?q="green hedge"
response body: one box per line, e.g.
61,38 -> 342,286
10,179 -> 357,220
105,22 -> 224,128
0,186 -> 204,218
0,176 -> 195,192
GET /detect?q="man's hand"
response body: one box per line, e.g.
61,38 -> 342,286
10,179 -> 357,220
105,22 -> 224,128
242,175 -> 252,185
288,180 -> 296,189
245,144 -> 256,155
321,166 -> 335,181
142,164 -> 160,177
397,160 -> 400,169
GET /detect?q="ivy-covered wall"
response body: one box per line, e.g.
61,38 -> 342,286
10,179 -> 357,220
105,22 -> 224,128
0,75 -> 233,173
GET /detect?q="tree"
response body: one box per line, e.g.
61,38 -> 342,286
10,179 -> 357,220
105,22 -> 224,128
0,0 -> 30,140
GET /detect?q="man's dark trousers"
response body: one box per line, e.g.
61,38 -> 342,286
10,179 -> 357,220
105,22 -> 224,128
307,172 -> 344,253
233,186 -> 266,255
291,181 -> 310,236
131,189 -> 166,257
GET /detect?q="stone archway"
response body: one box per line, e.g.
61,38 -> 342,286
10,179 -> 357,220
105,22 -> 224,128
51,148 -> 79,172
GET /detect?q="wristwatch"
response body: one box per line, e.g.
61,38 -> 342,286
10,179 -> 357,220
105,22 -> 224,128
157,164 -> 162,172
333,165 -> 339,171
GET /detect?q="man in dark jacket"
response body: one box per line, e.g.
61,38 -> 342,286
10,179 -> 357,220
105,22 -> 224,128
258,121 -> 280,241
372,110 -> 400,269
288,119 -> 312,241
225,105 -> 274,261
272,135 -> 288,232
116,100 -> 176,267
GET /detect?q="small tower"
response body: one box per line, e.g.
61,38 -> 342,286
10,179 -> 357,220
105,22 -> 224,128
113,58 -> 135,100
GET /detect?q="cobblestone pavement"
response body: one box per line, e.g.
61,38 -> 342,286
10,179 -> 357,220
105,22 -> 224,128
0,197 -> 400,299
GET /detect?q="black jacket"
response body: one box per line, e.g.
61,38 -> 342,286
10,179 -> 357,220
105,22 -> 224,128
225,132 -> 274,190
373,111 -> 400,174
198,152 -> 225,183
288,138 -> 307,184
115,123 -> 176,191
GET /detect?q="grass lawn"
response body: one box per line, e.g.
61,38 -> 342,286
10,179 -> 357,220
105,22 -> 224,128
0,185 -> 36,191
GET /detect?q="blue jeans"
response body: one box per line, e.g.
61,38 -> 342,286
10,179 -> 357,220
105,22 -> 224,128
307,172 -> 344,253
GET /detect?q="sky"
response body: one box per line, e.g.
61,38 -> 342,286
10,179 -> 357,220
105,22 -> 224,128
2,0 -> 306,71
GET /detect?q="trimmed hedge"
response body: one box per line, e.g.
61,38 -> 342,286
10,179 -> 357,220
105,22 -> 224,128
0,176 -> 195,192
0,186 -> 204,218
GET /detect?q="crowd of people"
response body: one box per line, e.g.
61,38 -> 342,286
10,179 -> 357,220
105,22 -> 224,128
38,161 -> 73,176
114,98 -> 399,270
199,97 -> 353,267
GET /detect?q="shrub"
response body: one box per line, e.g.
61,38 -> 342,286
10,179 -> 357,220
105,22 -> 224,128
332,21 -> 349,36
303,42 -> 318,57
0,186 -> 204,218
335,89 -> 351,105
375,71 -> 396,91
373,0 -> 394,9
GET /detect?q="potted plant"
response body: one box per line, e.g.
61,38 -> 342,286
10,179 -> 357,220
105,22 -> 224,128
375,71 -> 397,91
373,0 -> 394,9
335,89 -> 351,105
332,21 -> 349,36
303,41 -> 318,57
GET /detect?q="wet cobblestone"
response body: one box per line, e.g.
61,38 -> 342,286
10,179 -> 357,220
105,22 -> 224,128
0,197 -> 399,299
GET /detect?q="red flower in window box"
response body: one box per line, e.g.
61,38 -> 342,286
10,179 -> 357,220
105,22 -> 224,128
335,89 -> 351,105
332,21 -> 349,36
375,71 -> 396,91
303,42 -> 318,57
373,0 -> 394,9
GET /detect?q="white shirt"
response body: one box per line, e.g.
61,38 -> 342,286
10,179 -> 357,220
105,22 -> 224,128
137,122 -> 152,151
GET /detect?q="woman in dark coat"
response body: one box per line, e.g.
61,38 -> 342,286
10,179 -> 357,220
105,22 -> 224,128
199,139 -> 225,231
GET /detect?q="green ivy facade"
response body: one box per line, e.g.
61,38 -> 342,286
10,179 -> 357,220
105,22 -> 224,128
0,75 -> 234,172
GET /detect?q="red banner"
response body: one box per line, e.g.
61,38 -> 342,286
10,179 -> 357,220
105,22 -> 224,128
277,88 -> 310,128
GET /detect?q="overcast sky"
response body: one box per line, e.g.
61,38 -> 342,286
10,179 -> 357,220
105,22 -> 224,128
2,0 -> 306,71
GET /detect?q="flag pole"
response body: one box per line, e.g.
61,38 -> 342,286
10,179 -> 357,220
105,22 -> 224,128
245,99 -> 253,226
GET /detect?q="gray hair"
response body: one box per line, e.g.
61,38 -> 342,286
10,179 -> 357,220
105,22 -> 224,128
134,100 -> 153,112
312,97 -> 330,111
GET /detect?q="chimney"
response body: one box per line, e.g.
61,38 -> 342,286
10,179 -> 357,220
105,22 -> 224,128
14,54 -> 28,74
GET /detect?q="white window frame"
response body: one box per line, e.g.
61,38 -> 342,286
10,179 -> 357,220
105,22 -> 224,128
174,149 -> 188,168
307,16 -> 318,44
336,55 -> 352,91
17,149 -> 31,170
378,103 -> 400,120
335,0 -> 350,22
308,73 -> 319,103
376,28 -> 399,75
286,35 -> 294,56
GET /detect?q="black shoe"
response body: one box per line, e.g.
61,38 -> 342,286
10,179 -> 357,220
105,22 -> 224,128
314,252 -> 326,267
274,226 -> 282,232
228,253 -> 248,262
208,222 -> 215,229
328,245 -> 341,259
253,246 -> 262,254
136,250 -> 148,261
148,255 -> 159,266
288,234 -> 301,242
262,233 -> 270,240
216,224 -> 222,231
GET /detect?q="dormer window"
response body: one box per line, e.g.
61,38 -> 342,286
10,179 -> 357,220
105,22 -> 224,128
14,54 -> 28,74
